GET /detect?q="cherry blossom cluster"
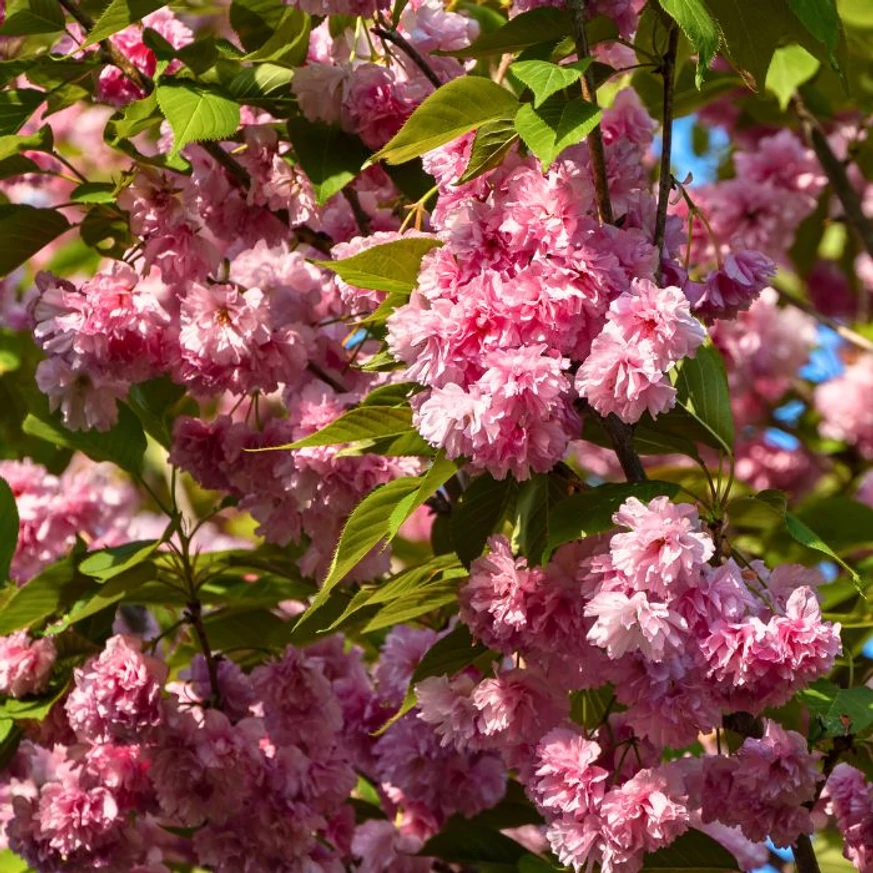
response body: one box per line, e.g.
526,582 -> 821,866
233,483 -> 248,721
0,458 -> 135,584
413,495 -> 842,868
0,625 -> 514,873
381,91 -> 735,478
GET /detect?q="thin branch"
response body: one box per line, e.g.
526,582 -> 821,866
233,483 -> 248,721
184,597 -> 222,708
566,0 -> 613,224
653,20 -> 679,273
600,413 -> 647,483
308,360 -> 350,394
794,95 -> 873,261
773,286 -> 873,354
372,24 -> 442,90
343,186 -> 372,236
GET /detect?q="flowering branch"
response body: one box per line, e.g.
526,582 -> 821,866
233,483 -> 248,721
566,0 -> 613,225
773,286 -> 873,354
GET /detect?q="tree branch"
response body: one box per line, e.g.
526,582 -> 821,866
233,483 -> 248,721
600,413 -> 647,483
653,20 -> 679,272
566,0 -> 613,225
372,24 -> 443,90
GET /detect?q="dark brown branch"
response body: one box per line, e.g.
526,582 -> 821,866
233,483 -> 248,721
792,834 -> 822,873
794,96 -> 873,261
653,21 -> 679,272
600,413 -> 647,483
307,361 -> 350,394
567,0 -> 613,225
343,186 -> 372,236
372,25 -> 443,90
184,599 -> 222,708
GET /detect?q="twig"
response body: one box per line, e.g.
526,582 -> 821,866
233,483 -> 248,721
343,186 -> 372,236
773,286 -> 873,354
308,360 -> 350,394
600,413 -> 647,483
184,598 -> 222,708
372,24 -> 442,90
566,0 -> 613,225
653,20 -> 678,273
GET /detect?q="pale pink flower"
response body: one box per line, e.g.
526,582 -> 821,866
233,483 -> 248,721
0,632 -> 56,698
609,496 -> 714,596
575,332 -> 676,423
65,635 -> 167,743
460,535 -> 543,652
529,728 -> 608,816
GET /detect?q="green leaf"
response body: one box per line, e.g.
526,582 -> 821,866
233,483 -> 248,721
641,830 -> 738,871
227,63 -> 294,106
0,124 -> 52,161
286,118 -> 370,204
444,7 -> 571,57
80,204 -> 132,258
798,679 -> 873,738
704,0 -> 842,89
547,481 -> 681,557
785,0 -> 842,63
300,454 -> 456,618
0,555 -> 95,634
0,205 -> 70,277
254,406 -> 415,450
570,685 -> 616,728
0,674 -> 70,722
314,236 -> 442,295
105,92 -> 162,143
673,344 -> 734,455
514,96 -> 602,171
57,561 -> 156,628
362,572 -> 463,632
126,376 -> 187,450
513,473 -> 570,565
658,0 -> 721,86
69,181 -> 117,204
0,154 -> 40,179
457,117 -> 520,184
155,81 -> 240,155
83,0 -> 165,46
784,511 -> 861,585
510,59 -> 591,107
794,497 -> 873,554
23,401 -> 147,475
370,76 -> 520,166
242,7 -> 310,66
230,0 -> 287,51
79,540 -> 160,581
727,490 -> 862,587
452,473 -> 518,567
0,89 -> 44,136
1,0 -> 65,35
422,820 -> 528,865
0,477 -> 19,582
765,44 -> 820,108
0,847 -> 29,872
